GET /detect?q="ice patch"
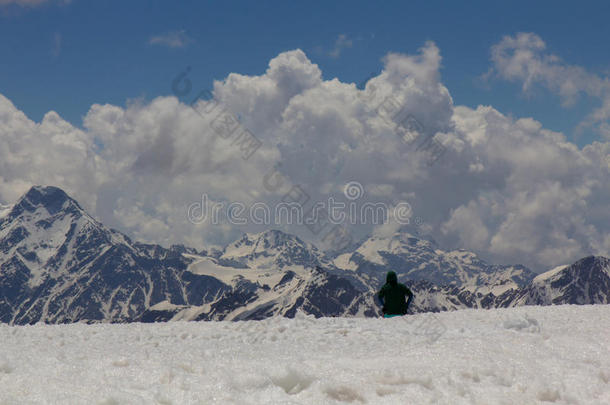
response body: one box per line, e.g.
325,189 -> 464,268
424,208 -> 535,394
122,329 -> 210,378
0,359 -> 13,374
111,358 -> 129,367
502,315 -> 541,333
536,388 -> 561,402
270,367 -> 314,395
0,204 -> 12,219
377,370 -> 434,390
333,253 -> 358,270
324,385 -> 366,403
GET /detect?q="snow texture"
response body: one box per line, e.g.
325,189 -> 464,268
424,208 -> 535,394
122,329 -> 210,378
0,305 -> 608,404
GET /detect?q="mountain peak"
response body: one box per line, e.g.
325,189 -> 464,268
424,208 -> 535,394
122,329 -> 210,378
534,256 -> 610,283
573,255 -> 610,269
510,255 -> 610,306
563,255 -> 610,281
14,186 -> 81,216
25,185 -> 68,200
221,229 -> 323,269
228,229 -> 307,252
250,229 -> 305,246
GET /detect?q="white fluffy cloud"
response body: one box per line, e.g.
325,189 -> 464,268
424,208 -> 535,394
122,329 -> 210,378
488,32 -> 610,139
443,106 -> 610,267
0,38 -> 609,271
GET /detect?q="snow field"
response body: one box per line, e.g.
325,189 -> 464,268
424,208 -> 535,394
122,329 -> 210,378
0,305 -> 608,404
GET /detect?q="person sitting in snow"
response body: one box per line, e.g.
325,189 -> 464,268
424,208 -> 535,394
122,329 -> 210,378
377,271 -> 413,318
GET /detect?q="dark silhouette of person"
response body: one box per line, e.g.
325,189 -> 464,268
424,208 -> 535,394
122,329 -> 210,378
377,271 -> 413,318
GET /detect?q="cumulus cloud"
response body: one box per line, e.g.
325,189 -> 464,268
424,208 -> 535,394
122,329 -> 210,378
148,30 -> 193,49
487,32 -> 610,139
0,39 -> 609,271
443,106 -> 610,268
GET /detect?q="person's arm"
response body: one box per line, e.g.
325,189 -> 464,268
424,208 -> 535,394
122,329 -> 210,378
403,286 -> 414,312
377,288 -> 386,312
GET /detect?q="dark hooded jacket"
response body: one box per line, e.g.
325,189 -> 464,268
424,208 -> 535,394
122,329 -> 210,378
377,271 -> 413,315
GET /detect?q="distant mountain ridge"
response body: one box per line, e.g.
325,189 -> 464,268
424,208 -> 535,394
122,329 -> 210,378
509,256 -> 610,306
0,186 -> 374,324
333,232 -> 536,297
0,186 -> 607,325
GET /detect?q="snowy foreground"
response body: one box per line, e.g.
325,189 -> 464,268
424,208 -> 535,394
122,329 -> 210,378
0,306 -> 608,404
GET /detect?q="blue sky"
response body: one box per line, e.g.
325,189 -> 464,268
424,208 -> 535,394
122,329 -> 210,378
1,0 -> 610,146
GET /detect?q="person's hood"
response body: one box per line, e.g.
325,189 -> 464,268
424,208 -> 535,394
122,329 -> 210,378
386,271 -> 398,285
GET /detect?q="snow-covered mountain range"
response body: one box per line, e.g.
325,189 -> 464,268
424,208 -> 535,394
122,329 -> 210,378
0,186 -> 608,324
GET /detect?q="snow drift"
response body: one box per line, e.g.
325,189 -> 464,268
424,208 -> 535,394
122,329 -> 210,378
0,305 -> 608,404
